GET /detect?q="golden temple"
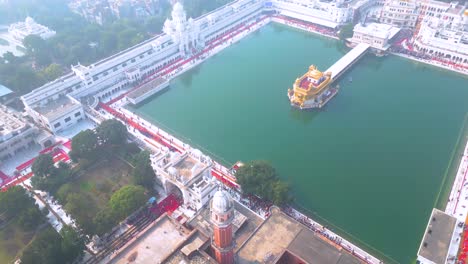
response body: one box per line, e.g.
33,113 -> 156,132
287,65 -> 336,109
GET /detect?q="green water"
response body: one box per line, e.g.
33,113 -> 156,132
132,24 -> 468,263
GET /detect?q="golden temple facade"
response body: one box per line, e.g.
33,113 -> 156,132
288,65 -> 334,109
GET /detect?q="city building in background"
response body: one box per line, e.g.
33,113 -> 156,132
7,17 -> 56,43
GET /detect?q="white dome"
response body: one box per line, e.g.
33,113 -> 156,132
168,166 -> 177,176
172,2 -> 185,18
191,149 -> 202,159
25,17 -> 35,25
211,189 -> 233,213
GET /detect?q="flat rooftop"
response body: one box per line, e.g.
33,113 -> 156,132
353,22 -> 401,40
110,214 -> 192,264
127,77 -> 168,100
169,155 -> 208,184
0,106 -> 29,139
34,95 -> 80,120
237,208 -> 362,264
418,208 -> 457,264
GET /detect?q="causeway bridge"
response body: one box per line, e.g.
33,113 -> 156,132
326,43 -> 370,81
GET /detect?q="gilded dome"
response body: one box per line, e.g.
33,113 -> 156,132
308,69 -> 323,79
211,189 -> 233,213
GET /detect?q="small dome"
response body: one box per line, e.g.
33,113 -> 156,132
192,149 -> 202,159
211,189 -> 233,213
172,2 -> 185,18
308,69 -> 323,79
25,17 -> 35,24
168,166 -> 177,176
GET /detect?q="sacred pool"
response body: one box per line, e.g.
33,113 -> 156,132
131,24 -> 468,263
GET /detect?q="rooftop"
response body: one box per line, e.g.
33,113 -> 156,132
0,106 -> 30,139
418,208 -> 457,264
237,208 -> 362,264
34,95 -> 81,121
353,22 -> 401,40
126,77 -> 168,100
110,214 -> 192,264
167,155 -> 208,185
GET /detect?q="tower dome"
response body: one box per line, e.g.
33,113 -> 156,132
172,2 -> 186,20
211,189 -> 233,213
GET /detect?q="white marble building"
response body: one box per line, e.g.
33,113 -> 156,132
270,0 -> 354,28
0,105 -> 54,161
380,0 -> 419,28
351,22 -> 400,50
414,16 -> 468,64
151,149 -> 218,211
8,17 -> 56,43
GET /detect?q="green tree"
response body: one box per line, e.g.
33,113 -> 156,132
93,207 -> 116,236
21,228 -> 64,264
132,151 -> 156,189
2,51 -> 19,63
31,161 -> 71,194
271,181 -> 291,206
65,193 -> 91,214
235,160 -> 277,195
96,119 -> 128,146
70,129 -> 98,161
0,186 -> 35,217
56,183 -> 73,204
60,225 -> 85,262
23,34 -> 47,55
109,185 -> 147,220
235,160 -> 291,206
40,63 -> 64,82
7,66 -> 43,94
17,206 -> 43,231
0,186 -> 45,229
32,153 -> 55,178
21,225 -> 84,264
23,34 -> 51,66
64,193 -> 96,233
338,23 -> 354,41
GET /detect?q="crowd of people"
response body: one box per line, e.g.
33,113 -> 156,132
390,32 -> 468,73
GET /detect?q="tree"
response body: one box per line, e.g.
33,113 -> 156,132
64,193 -> 96,233
132,151 -> 156,189
96,119 -> 127,146
60,225 -> 85,263
23,34 -> 51,66
271,181 -> 291,206
56,183 -> 73,204
235,161 -> 291,206
21,225 -> 84,264
70,129 -> 98,161
23,34 -> 47,55
64,193 -> 94,220
235,160 -> 277,195
93,207 -> 116,236
31,161 -> 71,194
2,51 -> 19,64
0,186 -> 35,217
40,63 -> 64,82
21,228 -> 64,264
109,185 -> 147,220
17,206 -> 43,231
338,23 -> 354,41
32,154 -> 55,178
